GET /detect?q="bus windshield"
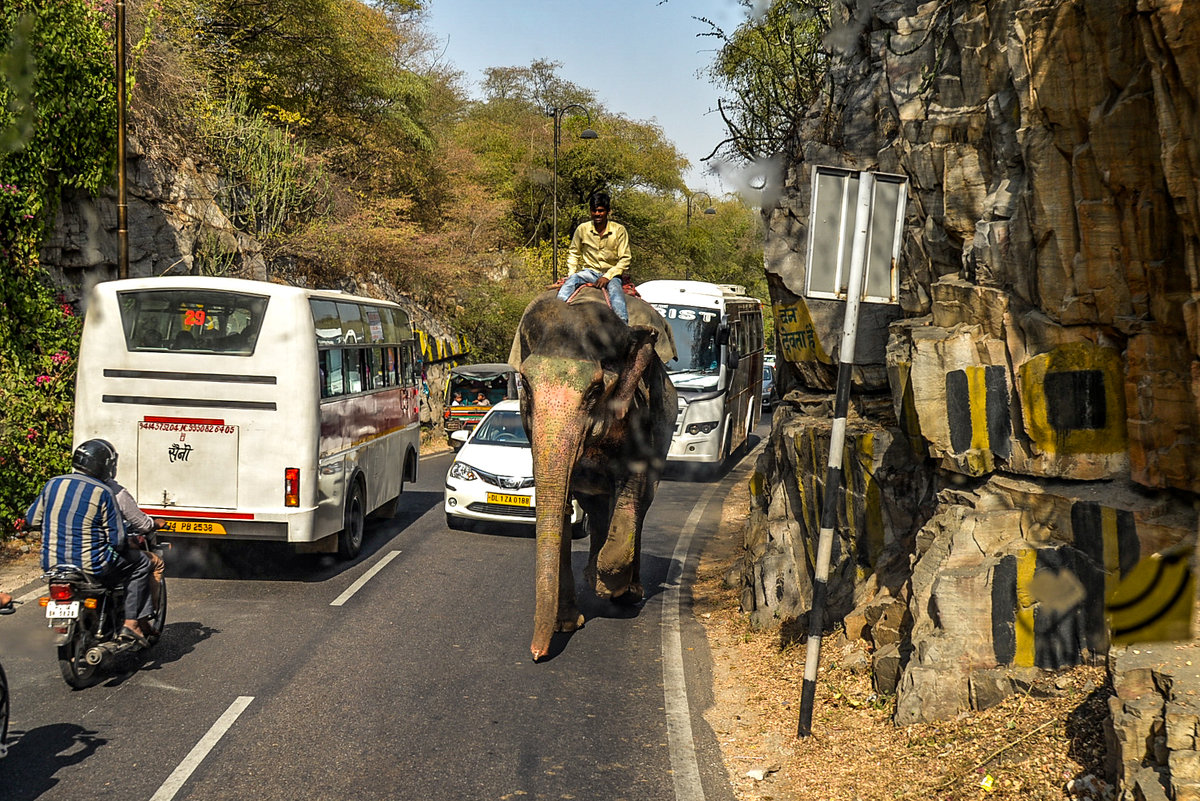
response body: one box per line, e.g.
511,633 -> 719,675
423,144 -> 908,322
117,289 -> 269,355
657,305 -> 721,374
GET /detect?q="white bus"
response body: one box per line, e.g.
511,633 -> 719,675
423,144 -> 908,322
637,280 -> 765,469
72,276 -> 421,559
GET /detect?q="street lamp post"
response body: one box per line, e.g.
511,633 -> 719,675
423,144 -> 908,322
115,0 -> 129,279
548,104 -> 598,282
684,190 -> 717,280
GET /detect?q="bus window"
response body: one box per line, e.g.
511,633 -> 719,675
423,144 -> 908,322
367,347 -> 387,389
345,348 -> 365,393
311,300 -> 341,345
337,303 -> 365,344
118,289 -> 268,355
364,306 -> 385,343
384,347 -> 398,386
319,349 -> 345,398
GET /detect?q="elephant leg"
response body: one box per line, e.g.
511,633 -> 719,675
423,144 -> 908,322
579,494 -> 612,594
593,473 -> 653,602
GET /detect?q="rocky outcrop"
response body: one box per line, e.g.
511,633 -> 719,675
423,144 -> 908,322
745,0 -> 1200,745
41,135 -> 266,305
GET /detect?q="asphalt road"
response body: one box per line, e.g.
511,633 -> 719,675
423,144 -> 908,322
0,419 -> 768,801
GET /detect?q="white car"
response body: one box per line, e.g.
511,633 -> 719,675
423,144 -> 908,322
444,399 -> 583,531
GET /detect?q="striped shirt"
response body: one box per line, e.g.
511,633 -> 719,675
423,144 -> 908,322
27,473 -> 125,574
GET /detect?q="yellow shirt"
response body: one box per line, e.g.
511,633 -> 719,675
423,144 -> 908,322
565,220 -> 631,280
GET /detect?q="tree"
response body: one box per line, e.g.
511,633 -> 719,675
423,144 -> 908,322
701,0 -> 829,163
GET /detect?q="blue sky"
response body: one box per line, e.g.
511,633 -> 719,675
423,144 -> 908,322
422,0 -> 755,197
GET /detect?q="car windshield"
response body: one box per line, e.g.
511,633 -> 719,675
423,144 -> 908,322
470,410 -> 528,447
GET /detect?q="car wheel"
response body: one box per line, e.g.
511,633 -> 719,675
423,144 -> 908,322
337,483 -> 366,560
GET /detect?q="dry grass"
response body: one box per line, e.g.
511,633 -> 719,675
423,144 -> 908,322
695,479 -> 1112,801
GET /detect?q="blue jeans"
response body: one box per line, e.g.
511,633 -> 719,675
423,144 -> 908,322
556,269 -> 628,322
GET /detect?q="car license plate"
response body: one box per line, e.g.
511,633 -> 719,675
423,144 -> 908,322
45,601 -> 79,620
487,492 -> 531,507
162,520 -> 227,535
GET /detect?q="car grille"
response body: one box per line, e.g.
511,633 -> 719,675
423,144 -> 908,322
466,502 -> 536,518
475,468 -> 535,490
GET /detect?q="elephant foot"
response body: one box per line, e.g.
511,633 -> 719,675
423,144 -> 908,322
556,607 -> 585,632
613,581 -> 644,606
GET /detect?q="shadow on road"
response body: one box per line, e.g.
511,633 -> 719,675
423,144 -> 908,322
163,490 -> 442,583
0,723 -> 107,801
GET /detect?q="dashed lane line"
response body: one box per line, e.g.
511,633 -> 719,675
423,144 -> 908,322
149,695 -> 254,801
330,549 -> 402,606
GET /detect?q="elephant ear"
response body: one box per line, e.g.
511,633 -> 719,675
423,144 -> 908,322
607,326 -> 660,421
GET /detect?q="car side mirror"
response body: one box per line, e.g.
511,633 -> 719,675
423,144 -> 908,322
450,430 -> 470,444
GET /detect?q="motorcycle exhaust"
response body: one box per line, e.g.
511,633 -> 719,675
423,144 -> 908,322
84,639 -> 140,667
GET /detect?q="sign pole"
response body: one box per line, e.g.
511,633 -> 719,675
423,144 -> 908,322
797,171 -> 875,737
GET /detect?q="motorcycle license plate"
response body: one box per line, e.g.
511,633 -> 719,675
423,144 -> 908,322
162,520 -> 226,535
45,601 -> 79,620
487,492 -> 531,507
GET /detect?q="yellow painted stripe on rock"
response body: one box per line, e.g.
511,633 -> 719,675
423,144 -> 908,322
1014,548 -> 1037,668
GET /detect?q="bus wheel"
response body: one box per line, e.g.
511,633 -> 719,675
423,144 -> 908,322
338,484 -> 366,559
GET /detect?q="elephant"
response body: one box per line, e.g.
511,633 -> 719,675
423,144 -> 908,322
508,287 -> 678,661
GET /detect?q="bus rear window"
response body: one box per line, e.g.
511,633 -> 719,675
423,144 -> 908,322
117,289 -> 269,355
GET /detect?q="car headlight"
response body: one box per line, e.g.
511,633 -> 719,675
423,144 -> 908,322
686,421 -> 720,435
449,461 -> 479,481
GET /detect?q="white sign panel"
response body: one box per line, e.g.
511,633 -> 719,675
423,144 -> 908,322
137,420 -> 239,508
804,167 -> 908,304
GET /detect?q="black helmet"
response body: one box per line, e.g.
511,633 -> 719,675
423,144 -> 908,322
72,439 -> 118,481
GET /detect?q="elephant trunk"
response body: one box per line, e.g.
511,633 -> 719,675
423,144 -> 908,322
525,357 -> 598,661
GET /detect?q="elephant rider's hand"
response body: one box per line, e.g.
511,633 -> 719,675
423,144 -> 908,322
594,276 -> 610,290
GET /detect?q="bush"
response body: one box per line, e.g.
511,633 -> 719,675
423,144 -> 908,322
1,1 -> 116,537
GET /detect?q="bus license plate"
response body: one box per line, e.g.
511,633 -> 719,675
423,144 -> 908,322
163,520 -> 227,535
487,492 -> 530,507
46,601 -> 79,620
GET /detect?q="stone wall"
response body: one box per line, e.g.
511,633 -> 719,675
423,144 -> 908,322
746,0 -> 1200,764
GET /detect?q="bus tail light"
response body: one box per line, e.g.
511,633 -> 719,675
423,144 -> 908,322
284,468 -> 300,507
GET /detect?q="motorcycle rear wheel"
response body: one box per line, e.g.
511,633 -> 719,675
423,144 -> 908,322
0,662 -> 9,757
58,631 -> 98,689
147,578 -> 168,644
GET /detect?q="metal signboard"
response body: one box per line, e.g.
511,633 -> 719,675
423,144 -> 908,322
804,167 -> 908,304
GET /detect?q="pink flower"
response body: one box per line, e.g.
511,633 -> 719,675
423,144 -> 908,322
61,304 -> 74,317
51,350 -> 70,365
35,375 -> 51,385
11,518 -> 23,532
26,428 -> 38,440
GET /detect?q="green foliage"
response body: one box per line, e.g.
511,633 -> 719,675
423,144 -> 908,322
165,0 -> 432,152
194,91 -> 328,248
0,1 -> 117,537
701,0 -> 829,163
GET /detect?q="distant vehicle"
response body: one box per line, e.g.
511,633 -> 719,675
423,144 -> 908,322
637,280 -> 765,468
762,363 -> 777,409
443,363 -> 519,446
444,400 -> 583,531
73,276 -> 422,560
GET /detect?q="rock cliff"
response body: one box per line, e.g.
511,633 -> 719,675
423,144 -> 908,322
746,0 -> 1200,791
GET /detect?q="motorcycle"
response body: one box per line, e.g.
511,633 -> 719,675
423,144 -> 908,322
40,537 -> 167,689
1,595 -> 16,758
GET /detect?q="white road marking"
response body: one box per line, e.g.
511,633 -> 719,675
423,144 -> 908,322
662,489 -> 717,801
150,695 -> 253,801
663,440 -> 768,801
330,549 -> 401,606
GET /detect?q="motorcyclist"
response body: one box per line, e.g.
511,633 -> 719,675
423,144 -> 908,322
26,439 -> 156,647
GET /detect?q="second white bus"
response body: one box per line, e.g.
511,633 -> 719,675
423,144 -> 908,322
638,280 -> 765,469
72,276 -> 421,558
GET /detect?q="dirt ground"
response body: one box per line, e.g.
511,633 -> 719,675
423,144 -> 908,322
695,478 -> 1113,801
